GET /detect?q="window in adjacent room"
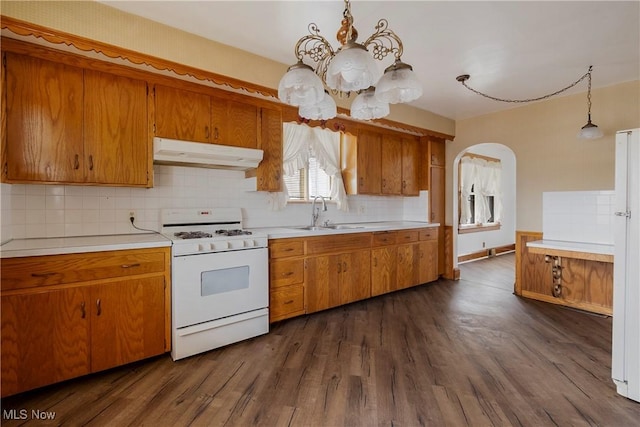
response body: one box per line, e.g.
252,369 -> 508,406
458,153 -> 502,233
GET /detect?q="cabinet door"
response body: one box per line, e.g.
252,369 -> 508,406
402,138 -> 420,196
91,276 -> 165,372
257,107 -> 283,192
306,255 -> 341,313
210,97 -> 259,148
84,70 -> 149,185
430,138 -> 445,166
154,85 -> 211,143
1,287 -> 91,396
381,134 -> 402,195
356,130 -> 382,194
5,53 -> 84,183
418,240 -> 439,284
397,244 -> 416,289
371,247 -> 397,296
339,250 -> 371,304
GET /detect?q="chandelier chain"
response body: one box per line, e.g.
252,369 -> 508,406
459,66 -> 593,103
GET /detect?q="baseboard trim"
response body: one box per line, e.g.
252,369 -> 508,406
458,244 -> 515,263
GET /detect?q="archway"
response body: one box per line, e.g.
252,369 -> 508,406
451,143 -> 516,279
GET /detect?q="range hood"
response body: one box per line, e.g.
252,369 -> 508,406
153,137 -> 263,170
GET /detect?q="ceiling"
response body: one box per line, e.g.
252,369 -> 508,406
99,1 -> 639,120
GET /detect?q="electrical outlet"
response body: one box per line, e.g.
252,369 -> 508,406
482,241 -> 486,248
358,204 -> 365,214
129,211 -> 136,221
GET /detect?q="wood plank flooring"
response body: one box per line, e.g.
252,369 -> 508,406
3,254 -> 639,426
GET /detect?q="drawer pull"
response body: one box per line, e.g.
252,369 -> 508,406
96,299 -> 102,316
121,263 -> 141,269
74,154 -> 80,170
88,155 -> 94,171
282,271 -> 294,277
31,272 -> 57,278
337,262 -> 342,273
80,301 -> 86,319
284,300 -> 294,305
343,262 -> 347,273
284,248 -> 294,252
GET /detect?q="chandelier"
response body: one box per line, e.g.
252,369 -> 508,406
456,66 -> 603,140
277,0 -> 422,121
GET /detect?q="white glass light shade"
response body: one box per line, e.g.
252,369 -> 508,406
278,62 -> 324,107
350,87 -> 389,120
299,92 -> 337,120
577,119 -> 604,139
375,62 -> 423,104
326,43 -> 379,92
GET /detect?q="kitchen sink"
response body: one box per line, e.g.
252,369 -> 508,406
324,224 -> 365,230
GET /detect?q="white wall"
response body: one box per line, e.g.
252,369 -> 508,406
0,165 -> 429,241
454,144 -> 516,257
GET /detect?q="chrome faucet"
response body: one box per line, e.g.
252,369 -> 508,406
311,195 -> 327,227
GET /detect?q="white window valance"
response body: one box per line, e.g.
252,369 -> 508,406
460,155 -> 502,224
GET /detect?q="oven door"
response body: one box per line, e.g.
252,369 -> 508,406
172,247 -> 268,329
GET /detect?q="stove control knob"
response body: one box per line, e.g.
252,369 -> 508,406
229,240 -> 243,249
244,239 -> 255,247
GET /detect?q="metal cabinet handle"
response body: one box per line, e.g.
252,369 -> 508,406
74,154 -> 80,170
282,271 -> 294,277
120,263 -> 141,269
214,127 -> 219,140
205,126 -> 210,139
337,262 -> 342,273
403,180 -> 407,189
88,155 -> 94,171
373,257 -> 377,267
343,262 -> 347,273
96,299 -> 102,316
284,300 -> 294,305
80,301 -> 86,319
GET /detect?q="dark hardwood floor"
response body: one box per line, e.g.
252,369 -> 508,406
3,253 -> 639,426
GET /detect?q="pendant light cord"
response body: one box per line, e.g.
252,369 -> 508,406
456,66 -> 593,103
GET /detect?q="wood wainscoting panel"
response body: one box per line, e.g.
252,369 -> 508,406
515,230 -> 543,296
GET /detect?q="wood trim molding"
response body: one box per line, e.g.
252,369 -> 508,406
461,152 -> 500,163
515,230 -> 543,296
1,15 -> 455,141
527,246 -> 613,263
458,223 -> 502,234
1,15 -> 277,99
458,244 -> 516,263
521,290 -> 612,316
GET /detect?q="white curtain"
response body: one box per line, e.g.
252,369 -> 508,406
310,127 -> 348,211
270,123 -> 348,211
459,156 -> 477,224
459,156 -> 502,224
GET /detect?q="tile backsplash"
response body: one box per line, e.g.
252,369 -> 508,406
0,165 -> 429,241
542,190 -> 615,245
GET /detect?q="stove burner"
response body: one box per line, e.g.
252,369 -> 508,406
215,229 -> 252,237
174,231 -> 213,240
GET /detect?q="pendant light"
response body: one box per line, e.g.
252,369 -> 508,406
577,66 -> 604,140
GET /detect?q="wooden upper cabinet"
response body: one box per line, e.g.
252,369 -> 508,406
212,97 -> 259,149
401,137 -> 420,196
430,138 -> 446,166
154,85 -> 211,143
84,70 -> 148,186
4,52 -> 84,183
256,106 -> 283,192
342,129 -> 382,195
381,134 -> 403,195
4,52 -> 150,186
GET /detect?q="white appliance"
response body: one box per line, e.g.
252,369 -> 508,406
161,208 -> 269,360
153,137 -> 263,170
612,128 -> 640,402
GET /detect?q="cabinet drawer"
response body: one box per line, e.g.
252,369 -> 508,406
270,259 -> 304,288
270,285 -> 304,322
306,233 -> 372,255
372,231 -> 398,246
420,228 -> 438,241
397,230 -> 419,243
269,239 -> 304,259
1,249 -> 167,291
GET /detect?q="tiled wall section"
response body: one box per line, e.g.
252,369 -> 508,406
542,190 -> 615,245
0,165 -> 429,241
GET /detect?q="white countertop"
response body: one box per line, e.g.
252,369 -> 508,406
0,233 -> 171,258
527,239 -> 614,256
253,221 -> 439,239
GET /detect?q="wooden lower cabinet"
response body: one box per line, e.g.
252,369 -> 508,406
269,228 -> 439,322
306,250 -> 371,313
516,231 -> 613,315
0,247 -> 170,397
